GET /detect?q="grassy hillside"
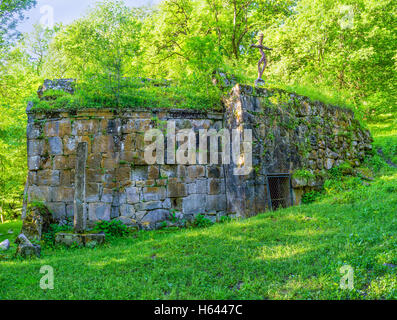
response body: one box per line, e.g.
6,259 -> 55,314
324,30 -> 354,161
1,167 -> 395,299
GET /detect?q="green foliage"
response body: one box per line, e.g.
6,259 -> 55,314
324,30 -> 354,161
192,214 -> 214,228
324,176 -> 364,195
30,77 -> 222,111
328,161 -> 355,180
293,169 -> 315,180
219,215 -> 232,223
93,219 -> 130,238
262,0 -> 397,117
329,167 -> 343,180
301,190 -> 322,204
142,0 -> 294,78
42,222 -> 73,246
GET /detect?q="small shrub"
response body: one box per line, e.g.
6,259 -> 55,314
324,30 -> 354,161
43,222 -> 73,246
219,216 -> 232,223
193,214 -> 214,228
329,167 -> 342,180
293,169 -> 315,180
338,161 -> 354,175
93,220 -> 130,238
301,190 -> 322,204
364,154 -> 388,172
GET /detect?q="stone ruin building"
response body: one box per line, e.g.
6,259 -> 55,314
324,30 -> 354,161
23,79 -> 373,229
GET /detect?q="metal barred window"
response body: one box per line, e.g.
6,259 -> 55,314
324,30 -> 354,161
266,173 -> 293,211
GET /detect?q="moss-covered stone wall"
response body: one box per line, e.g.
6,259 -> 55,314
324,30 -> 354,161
24,81 -> 373,228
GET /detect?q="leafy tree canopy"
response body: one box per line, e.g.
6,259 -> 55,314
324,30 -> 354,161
0,0 -> 37,48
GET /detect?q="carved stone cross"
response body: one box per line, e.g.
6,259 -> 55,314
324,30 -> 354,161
250,32 -> 273,86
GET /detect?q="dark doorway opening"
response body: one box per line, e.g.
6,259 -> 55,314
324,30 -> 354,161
266,173 -> 293,211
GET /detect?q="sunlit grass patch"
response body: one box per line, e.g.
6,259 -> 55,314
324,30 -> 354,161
1,171 -> 395,299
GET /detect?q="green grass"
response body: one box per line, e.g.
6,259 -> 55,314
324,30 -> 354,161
0,170 -> 396,300
368,113 -> 397,165
0,220 -> 21,244
30,79 -> 223,112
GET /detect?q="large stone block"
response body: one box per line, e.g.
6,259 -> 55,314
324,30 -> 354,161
134,132 -> 146,150
148,166 -> 160,179
131,166 -> 148,181
119,204 -> 135,218
55,232 -> 105,247
196,179 -> 208,194
64,136 -> 91,155
45,202 -> 66,220
106,119 -> 121,135
63,136 -> 77,155
101,188 -> 113,203
121,120 -> 138,134
135,201 -> 163,211
162,198 -> 172,209
141,209 -> 168,225
92,135 -> 114,154
48,137 -> 63,155
28,171 -> 37,184
21,204 -> 56,241
101,156 -> 119,170
116,166 -> 131,181
28,156 -> 41,170
86,153 -> 102,168
206,194 -> 227,211
27,123 -> 42,139
208,178 -> 221,195
45,120 -> 71,137
86,169 -> 102,183
182,194 -> 207,215
53,155 -> 74,170
160,165 -> 177,178
167,180 -> 187,198
51,187 -> 74,202
16,243 -> 41,258
36,170 -> 60,186
28,186 -> 50,202
88,203 -> 111,221
134,210 -> 147,221
324,158 -> 335,170
187,165 -> 205,180
187,183 -> 197,194
72,120 -> 99,136
125,187 -> 140,204
142,187 -> 166,201
115,216 -> 137,226
121,133 -> 136,151
86,183 -> 100,202
207,166 -> 223,178
28,139 -> 45,156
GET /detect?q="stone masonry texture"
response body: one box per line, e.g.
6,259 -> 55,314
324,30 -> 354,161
25,82 -> 373,229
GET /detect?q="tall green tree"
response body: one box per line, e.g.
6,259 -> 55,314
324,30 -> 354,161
263,0 -> 397,115
47,1 -> 144,104
141,0 -> 295,81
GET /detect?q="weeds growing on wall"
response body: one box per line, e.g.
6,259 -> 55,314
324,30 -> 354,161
30,77 -> 223,112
